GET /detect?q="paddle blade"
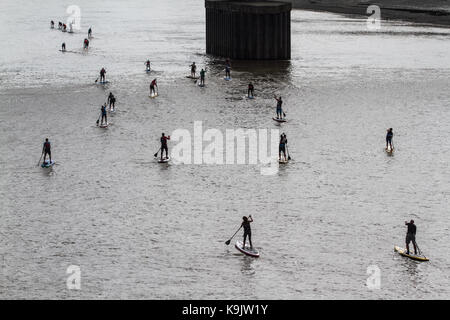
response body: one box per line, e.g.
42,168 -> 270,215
225,240 -> 231,245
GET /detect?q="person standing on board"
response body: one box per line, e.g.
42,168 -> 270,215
248,82 -> 254,98
405,220 -> 417,255
225,59 -> 231,79
279,133 -> 288,161
145,59 -> 151,71
241,215 -> 253,249
190,62 -> 197,77
386,128 -> 394,150
84,38 -> 89,50
150,79 -> 158,96
199,68 -> 206,86
274,95 -> 283,119
160,133 -> 170,160
51,20 -> 55,29
61,42 -> 66,52
107,92 -> 116,111
42,138 -> 52,164
88,27 -> 92,38
100,104 -> 107,126
99,68 -> 106,83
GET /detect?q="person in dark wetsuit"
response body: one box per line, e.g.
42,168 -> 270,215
199,68 -> 206,86
145,60 -> 151,71
84,38 -> 89,50
51,21 -> 55,29
61,43 -> 66,52
58,22 -> 62,29
386,128 -> 393,150
107,92 -> 116,111
241,215 -> 253,249
88,27 -> 92,38
248,82 -> 254,98
405,220 -> 417,255
274,96 -> 283,119
160,133 -> 170,160
279,133 -> 288,161
99,68 -> 106,83
42,138 -> 51,164
150,79 -> 158,96
225,59 -> 231,79
100,104 -> 107,125
190,62 -> 197,77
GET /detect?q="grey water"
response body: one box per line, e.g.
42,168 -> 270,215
1,0 -> 450,299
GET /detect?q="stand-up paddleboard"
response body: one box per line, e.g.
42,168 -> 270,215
224,77 -> 232,81
186,75 -> 199,79
386,145 -> 394,154
156,156 -> 170,163
146,69 -> 151,73
273,117 -> 286,123
98,80 -> 109,85
394,246 -> 429,261
235,240 -> 259,258
59,49 -> 67,53
109,108 -> 116,113
41,160 -> 55,168
99,123 -> 108,128
197,82 -> 205,87
279,158 -> 289,164
244,95 -> 255,100
149,93 -> 158,98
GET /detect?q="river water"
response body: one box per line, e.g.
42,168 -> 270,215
1,0 -> 450,299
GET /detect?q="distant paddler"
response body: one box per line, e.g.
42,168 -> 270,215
247,82 -> 254,98
145,59 -> 151,72
386,128 -> 394,152
241,215 -> 254,249
225,59 -> 231,79
150,79 -> 158,97
274,95 -> 284,119
42,138 -> 52,165
107,92 -> 116,111
61,42 -> 66,52
160,133 -> 170,161
279,133 -> 289,162
88,27 -> 92,38
190,62 -> 197,77
405,220 -> 417,255
83,38 -> 89,50
199,68 -> 206,86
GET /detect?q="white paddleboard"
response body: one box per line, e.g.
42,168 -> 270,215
156,156 -> 170,163
235,240 -> 259,258
279,158 -> 289,164
394,246 -> 429,261
386,145 -> 394,153
41,160 -> 55,168
273,117 -> 286,123
99,123 -> 108,128
149,93 -> 158,98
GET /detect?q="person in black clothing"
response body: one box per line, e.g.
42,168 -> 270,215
42,138 -> 51,164
100,104 -> 107,125
160,133 -> 170,160
386,128 -> 393,150
248,82 -> 254,98
241,215 -> 253,249
108,92 -> 116,111
405,219 -> 417,255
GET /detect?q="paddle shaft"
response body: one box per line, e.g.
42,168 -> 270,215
37,151 -> 44,166
226,226 -> 242,245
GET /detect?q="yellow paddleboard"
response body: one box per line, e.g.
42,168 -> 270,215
394,246 -> 429,262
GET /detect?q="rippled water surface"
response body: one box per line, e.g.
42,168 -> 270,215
1,0 -> 450,299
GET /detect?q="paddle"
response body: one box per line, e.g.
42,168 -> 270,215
286,145 -> 292,160
37,151 -> 43,166
95,77 -> 99,83
225,225 -> 242,245
153,147 -> 161,158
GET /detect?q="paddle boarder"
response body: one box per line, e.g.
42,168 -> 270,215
190,62 -> 197,77
99,68 -> 106,83
160,133 -> 170,160
225,59 -> 231,79
42,138 -> 52,164
386,128 -> 393,150
84,38 -> 89,50
50,20 -> 54,29
107,92 -> 116,111
248,82 -> 254,98
279,133 -> 288,161
100,104 -> 107,126
405,220 -> 417,255
88,27 -> 92,38
200,68 -> 206,86
61,42 -> 66,52
150,79 -> 158,96
145,59 -> 151,71
241,215 -> 253,249
275,96 -> 283,119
